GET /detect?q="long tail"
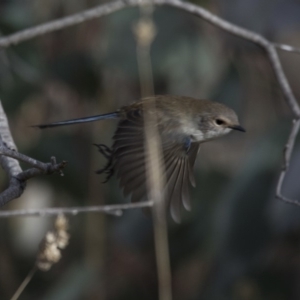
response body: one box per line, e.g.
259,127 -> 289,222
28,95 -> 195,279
32,112 -> 119,129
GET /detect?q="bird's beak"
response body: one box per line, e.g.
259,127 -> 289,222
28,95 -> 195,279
229,124 -> 246,132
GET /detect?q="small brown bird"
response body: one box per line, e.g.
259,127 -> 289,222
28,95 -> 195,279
35,95 -> 245,222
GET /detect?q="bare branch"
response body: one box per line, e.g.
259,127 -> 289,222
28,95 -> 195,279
0,145 -> 67,174
276,119 -> 300,205
0,2 -> 123,48
0,100 -> 25,206
0,177 -> 26,207
0,101 -> 22,177
0,100 -> 66,208
0,201 -> 153,218
0,0 -> 299,119
0,142 -> 67,206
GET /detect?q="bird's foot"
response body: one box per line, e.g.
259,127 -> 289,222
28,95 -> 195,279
94,143 -> 114,183
93,143 -> 113,159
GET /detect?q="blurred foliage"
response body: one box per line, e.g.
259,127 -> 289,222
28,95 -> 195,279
1,0 -> 300,299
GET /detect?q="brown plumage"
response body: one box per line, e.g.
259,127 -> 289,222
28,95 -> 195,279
34,95 -> 245,222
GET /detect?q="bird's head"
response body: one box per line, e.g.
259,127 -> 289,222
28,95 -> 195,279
191,101 -> 245,142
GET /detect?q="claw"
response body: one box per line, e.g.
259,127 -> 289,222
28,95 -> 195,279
94,143 -> 113,159
94,143 -> 114,182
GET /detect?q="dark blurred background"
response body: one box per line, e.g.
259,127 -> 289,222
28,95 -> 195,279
1,0 -> 300,299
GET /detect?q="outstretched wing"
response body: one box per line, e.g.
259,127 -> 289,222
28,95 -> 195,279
112,109 -> 199,222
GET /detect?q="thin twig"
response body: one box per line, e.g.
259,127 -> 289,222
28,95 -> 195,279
10,265 -> 37,300
11,215 -> 71,299
0,142 -> 67,206
135,5 -> 172,300
276,119 -> 300,205
0,201 -> 153,218
0,0 -> 299,119
0,144 -> 59,171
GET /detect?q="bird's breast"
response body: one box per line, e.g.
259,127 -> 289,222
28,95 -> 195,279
178,120 -> 205,142
157,117 -> 205,143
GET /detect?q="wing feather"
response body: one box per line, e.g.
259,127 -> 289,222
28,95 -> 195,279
110,108 -> 199,221
182,160 -> 191,211
168,157 -> 184,223
187,144 -> 199,187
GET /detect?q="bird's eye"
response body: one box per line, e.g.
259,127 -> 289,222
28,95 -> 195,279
215,119 -> 225,126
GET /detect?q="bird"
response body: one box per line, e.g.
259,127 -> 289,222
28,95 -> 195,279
34,95 -> 245,222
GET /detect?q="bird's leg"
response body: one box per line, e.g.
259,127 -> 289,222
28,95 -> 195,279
94,143 -> 114,182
